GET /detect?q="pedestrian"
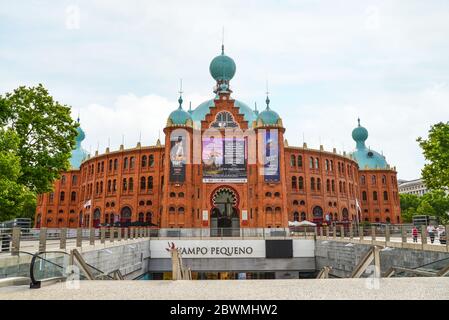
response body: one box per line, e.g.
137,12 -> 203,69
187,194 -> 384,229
427,224 -> 436,244
412,226 -> 419,243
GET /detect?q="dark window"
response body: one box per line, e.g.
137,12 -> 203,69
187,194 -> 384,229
140,177 -> 146,190
383,191 -> 388,201
124,157 -> 128,169
60,191 -> 65,202
373,191 -> 378,201
298,156 -> 303,167
71,192 -> 76,202
290,155 -> 296,167
298,177 -> 304,190
142,156 -> 147,167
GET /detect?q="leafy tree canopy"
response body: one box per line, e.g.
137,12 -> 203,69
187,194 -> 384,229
418,122 -> 449,191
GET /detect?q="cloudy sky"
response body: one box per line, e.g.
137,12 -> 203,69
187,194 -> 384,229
1,0 -> 448,180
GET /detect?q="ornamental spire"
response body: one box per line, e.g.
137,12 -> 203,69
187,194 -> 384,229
178,79 -> 184,109
265,80 -> 271,110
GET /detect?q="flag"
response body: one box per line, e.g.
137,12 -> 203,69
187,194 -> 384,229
84,200 -> 92,208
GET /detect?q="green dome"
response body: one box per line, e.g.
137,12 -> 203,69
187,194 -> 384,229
352,121 -> 368,143
168,96 -> 192,125
350,119 -> 389,170
75,126 -> 85,143
191,99 -> 257,123
257,97 -> 280,125
209,47 -> 236,82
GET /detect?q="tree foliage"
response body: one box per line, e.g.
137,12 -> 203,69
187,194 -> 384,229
400,190 -> 449,224
417,122 -> 449,191
0,84 -> 78,221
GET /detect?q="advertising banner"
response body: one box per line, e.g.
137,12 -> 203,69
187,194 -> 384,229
202,136 -> 247,183
170,134 -> 186,182
263,129 -> 280,182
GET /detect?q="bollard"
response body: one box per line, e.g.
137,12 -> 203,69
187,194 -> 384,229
118,228 -> 122,241
39,228 -> 47,252
100,228 -> 105,244
325,226 -> 329,238
421,225 -> 427,245
319,227 -> 323,238
124,228 -> 128,241
11,227 -> 21,256
401,225 -> 407,244
333,226 -> 337,240
349,224 -> 353,240
60,228 -> 67,250
110,227 -> 114,243
359,226 -> 364,241
385,224 -> 390,243
76,228 -> 82,248
340,225 -> 345,239
371,225 -> 376,242
89,228 -> 95,246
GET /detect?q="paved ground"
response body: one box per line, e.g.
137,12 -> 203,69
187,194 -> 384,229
1,278 -> 448,300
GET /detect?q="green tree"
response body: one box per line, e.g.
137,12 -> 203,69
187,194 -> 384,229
399,193 -> 421,212
417,122 -> 449,191
421,190 -> 449,224
416,200 -> 436,217
0,129 -> 36,220
0,84 -> 78,194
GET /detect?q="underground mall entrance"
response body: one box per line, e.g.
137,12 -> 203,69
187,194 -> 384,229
210,188 -> 240,237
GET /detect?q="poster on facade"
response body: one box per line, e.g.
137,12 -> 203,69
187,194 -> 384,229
202,136 -> 247,183
169,134 -> 186,182
263,129 -> 280,182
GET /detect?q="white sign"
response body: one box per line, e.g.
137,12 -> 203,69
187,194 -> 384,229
242,210 -> 248,221
292,240 -> 315,258
202,210 -> 209,221
150,240 -> 266,259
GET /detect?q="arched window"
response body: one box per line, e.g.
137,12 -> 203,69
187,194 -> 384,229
123,178 -> 127,191
266,207 -> 273,214
361,175 -> 366,185
147,176 -> 153,190
140,177 -> 146,190
294,212 -> 299,222
300,200 -> 306,206
178,207 -> 185,214
130,157 -> 135,169
170,192 -> 176,198
301,212 -> 306,221
146,200 -> 152,206
139,213 -> 144,223
373,191 -> 378,201
386,217 -> 391,224
330,160 -> 333,171
109,159 -> 113,171
309,157 -> 314,169
362,191 -> 367,201
293,200 -> 299,206
383,191 -> 389,201
169,207 -> 176,214
290,155 -> 296,167
100,181 -> 103,193
142,156 -> 147,167
315,158 -> 319,169
298,156 -> 303,167
123,157 -> 128,169
298,177 -> 304,190
129,178 -> 134,192
311,178 -> 315,191
382,175 -> 387,185
108,180 -> 112,193
325,159 -> 329,171
149,155 -> 155,167
61,175 -> 66,185
317,178 -> 321,191
178,192 -> 185,198
146,212 -> 153,223
71,191 -> 76,202
292,177 -> 297,189
339,181 -> 342,193
60,191 -> 65,202
139,201 -> 145,206
371,175 -> 376,185
326,179 -> 330,192
265,192 -> 272,197
274,192 -> 280,197
114,159 -> 118,170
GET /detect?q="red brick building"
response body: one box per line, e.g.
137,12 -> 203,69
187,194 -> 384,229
35,48 -> 401,229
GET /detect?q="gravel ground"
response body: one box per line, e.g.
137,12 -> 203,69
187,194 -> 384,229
0,278 -> 448,300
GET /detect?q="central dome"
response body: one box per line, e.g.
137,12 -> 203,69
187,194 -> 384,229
209,46 -> 236,82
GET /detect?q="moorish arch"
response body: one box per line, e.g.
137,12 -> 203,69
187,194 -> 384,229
93,208 -> 101,228
312,206 -> 324,224
120,206 -> 132,226
210,186 -> 240,236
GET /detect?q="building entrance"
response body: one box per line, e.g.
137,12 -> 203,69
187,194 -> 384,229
210,188 -> 240,237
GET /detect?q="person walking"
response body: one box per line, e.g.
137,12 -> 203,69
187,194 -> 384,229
427,224 -> 436,244
412,226 -> 419,243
